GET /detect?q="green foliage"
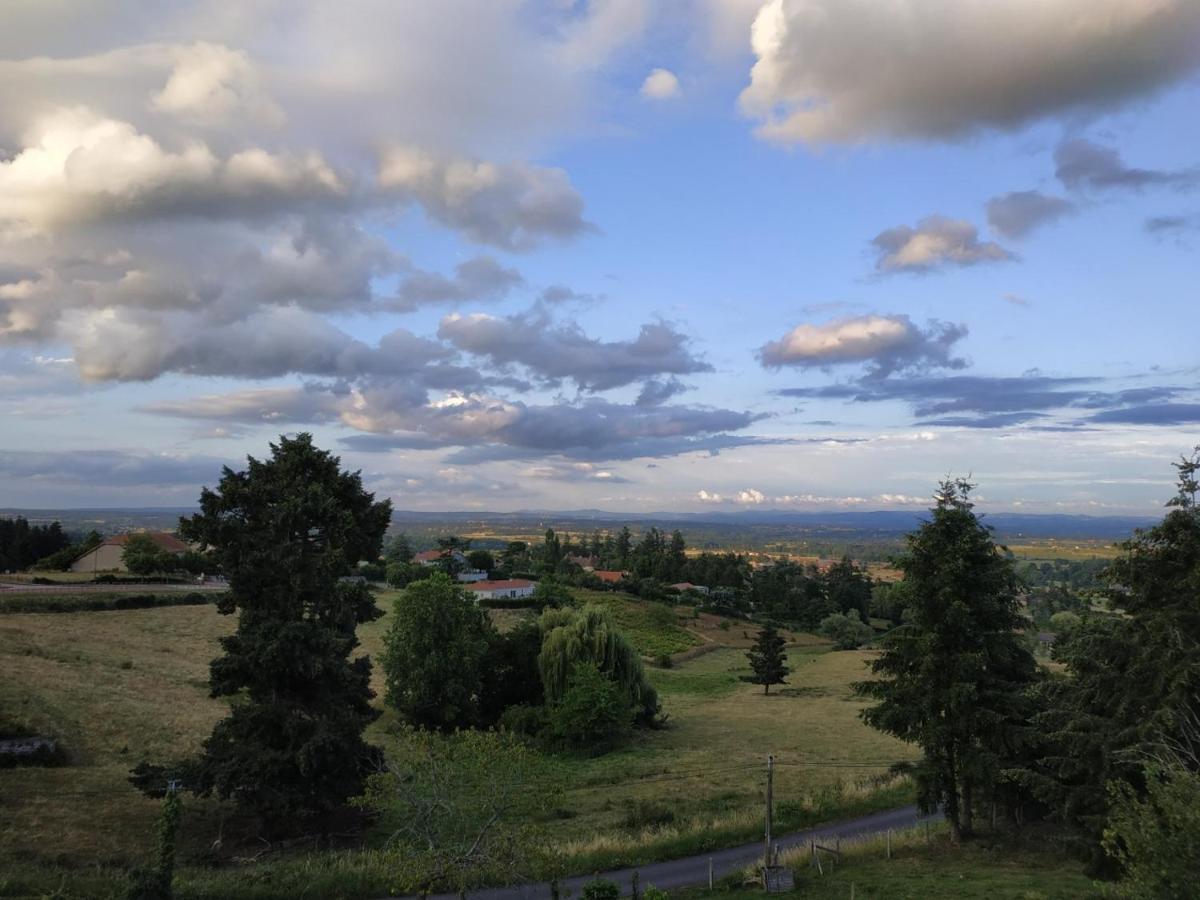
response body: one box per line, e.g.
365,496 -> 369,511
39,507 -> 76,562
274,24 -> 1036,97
479,619 -> 544,724
1047,610 -> 1081,633
745,624 -> 789,693
467,549 -> 495,572
1102,761 -> 1200,899
532,577 -> 573,609
856,478 -> 1038,841
0,590 -> 214,614
384,560 -> 420,588
546,661 -> 635,751
823,556 -> 874,617
538,604 -> 659,723
819,610 -> 874,650
0,516 -> 71,571
870,579 -> 911,626
642,886 -> 669,900
383,533 -> 413,565
581,878 -> 620,900
124,790 -> 181,900
121,534 -> 178,576
382,573 -> 494,731
358,728 -> 554,896
1027,448 -> 1200,864
158,433 -> 391,827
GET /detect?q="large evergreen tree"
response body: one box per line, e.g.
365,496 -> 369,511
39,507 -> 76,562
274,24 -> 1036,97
856,479 -> 1037,841
165,434 -> 391,826
746,624 -> 789,694
1026,448 -> 1200,868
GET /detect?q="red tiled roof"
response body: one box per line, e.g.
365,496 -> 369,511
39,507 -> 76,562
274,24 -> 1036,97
414,550 -> 445,562
464,579 -> 534,591
593,570 -> 627,583
104,532 -> 189,553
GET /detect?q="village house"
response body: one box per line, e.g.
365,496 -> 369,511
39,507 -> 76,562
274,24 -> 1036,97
669,581 -> 710,595
567,555 -> 599,571
69,532 -> 189,574
464,579 -> 535,602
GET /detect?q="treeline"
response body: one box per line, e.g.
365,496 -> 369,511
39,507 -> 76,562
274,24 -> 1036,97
0,518 -> 72,571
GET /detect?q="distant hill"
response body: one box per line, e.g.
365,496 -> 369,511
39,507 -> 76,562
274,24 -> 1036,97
0,506 -> 1156,543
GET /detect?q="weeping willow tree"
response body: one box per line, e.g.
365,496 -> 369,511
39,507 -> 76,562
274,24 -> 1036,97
537,605 -> 658,723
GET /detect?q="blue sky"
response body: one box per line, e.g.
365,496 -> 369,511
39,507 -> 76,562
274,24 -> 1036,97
0,1 -> 1197,513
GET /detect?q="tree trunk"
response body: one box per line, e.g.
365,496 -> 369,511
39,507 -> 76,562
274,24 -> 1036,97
764,683 -> 770,695
944,750 -> 962,844
960,776 -> 974,839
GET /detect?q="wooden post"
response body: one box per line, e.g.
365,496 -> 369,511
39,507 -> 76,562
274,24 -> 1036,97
764,754 -> 774,866
925,817 -> 931,843
851,884 -> 856,900
708,857 -> 714,890
810,838 -> 815,869
887,828 -> 892,860
631,870 -> 639,900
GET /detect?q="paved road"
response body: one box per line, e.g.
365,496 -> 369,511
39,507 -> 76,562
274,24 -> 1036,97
409,805 -> 938,900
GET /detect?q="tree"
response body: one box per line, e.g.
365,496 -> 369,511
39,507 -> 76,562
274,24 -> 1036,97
384,533 -> 413,565
822,556 -> 873,618
382,573 -> 495,731
122,534 -> 177,575
467,549 -> 495,572
538,605 -> 658,724
819,611 -> 874,650
745,624 -> 789,694
856,479 -> 1037,842
1027,449 -> 1200,865
154,433 -> 391,827
358,728 -> 554,897
531,577 -> 573,610
545,662 -> 635,751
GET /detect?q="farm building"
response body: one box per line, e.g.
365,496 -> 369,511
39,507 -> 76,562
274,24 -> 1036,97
464,579 -> 535,601
69,532 -> 189,574
669,581 -> 710,595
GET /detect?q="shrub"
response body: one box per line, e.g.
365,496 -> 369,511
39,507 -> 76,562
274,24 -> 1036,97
643,886 -> 669,900
819,611 -> 874,650
581,879 -> 620,900
497,703 -> 548,738
653,653 -> 674,669
621,799 -> 675,831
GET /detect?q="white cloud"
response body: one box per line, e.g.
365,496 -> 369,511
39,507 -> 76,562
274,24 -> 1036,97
151,42 -> 283,125
736,487 -> 765,504
739,0 -> 1200,145
641,68 -> 681,100
697,489 -> 724,502
760,314 -> 968,376
871,216 -> 1013,273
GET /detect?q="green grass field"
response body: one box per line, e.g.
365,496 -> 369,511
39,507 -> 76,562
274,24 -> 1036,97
0,586 -> 1085,898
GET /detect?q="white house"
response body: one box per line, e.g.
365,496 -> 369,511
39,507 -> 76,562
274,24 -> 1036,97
464,579 -> 535,601
70,532 -> 189,574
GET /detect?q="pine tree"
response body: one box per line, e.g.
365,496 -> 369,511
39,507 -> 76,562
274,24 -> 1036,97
165,434 -> 391,827
746,624 -> 789,694
856,479 -> 1037,841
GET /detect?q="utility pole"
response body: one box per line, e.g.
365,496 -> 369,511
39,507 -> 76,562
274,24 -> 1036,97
764,754 -> 774,865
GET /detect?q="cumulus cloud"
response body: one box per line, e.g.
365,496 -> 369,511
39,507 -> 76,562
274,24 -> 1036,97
759,314 -> 968,378
737,488 -> 765,504
379,146 -> 592,250
641,68 -> 681,99
152,41 -> 283,125
739,0 -> 1200,145
438,309 -> 712,391
871,216 -> 1013,273
1055,138 -> 1200,192
986,191 -> 1075,239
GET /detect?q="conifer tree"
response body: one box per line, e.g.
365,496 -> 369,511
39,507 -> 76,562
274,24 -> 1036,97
746,624 -> 789,694
856,479 -> 1037,841
156,434 -> 392,827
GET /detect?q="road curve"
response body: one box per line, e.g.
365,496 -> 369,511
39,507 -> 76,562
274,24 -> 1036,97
405,805 -> 938,900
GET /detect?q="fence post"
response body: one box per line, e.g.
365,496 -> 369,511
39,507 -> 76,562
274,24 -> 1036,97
631,870 -> 639,900
708,857 -> 714,890
887,828 -> 892,860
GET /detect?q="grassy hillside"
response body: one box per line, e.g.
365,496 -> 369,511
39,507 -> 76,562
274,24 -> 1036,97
0,586 -> 1088,898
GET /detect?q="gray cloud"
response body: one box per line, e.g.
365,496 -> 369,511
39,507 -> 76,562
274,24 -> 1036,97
986,191 -> 1075,239
392,256 -> 524,312
1055,139 -> 1200,192
1089,403 -> 1200,425
1145,213 -> 1200,236
739,0 -> 1200,145
760,314 -> 968,378
636,377 -> 691,406
781,373 -> 1189,427
379,146 -> 593,251
0,447 -> 228,488
437,309 -> 712,391
871,216 -> 1013,273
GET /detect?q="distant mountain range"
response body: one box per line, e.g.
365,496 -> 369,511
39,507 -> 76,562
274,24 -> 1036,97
0,506 -> 1158,541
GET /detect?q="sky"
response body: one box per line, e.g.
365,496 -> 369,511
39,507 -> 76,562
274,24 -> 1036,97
1,0 -> 1198,514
